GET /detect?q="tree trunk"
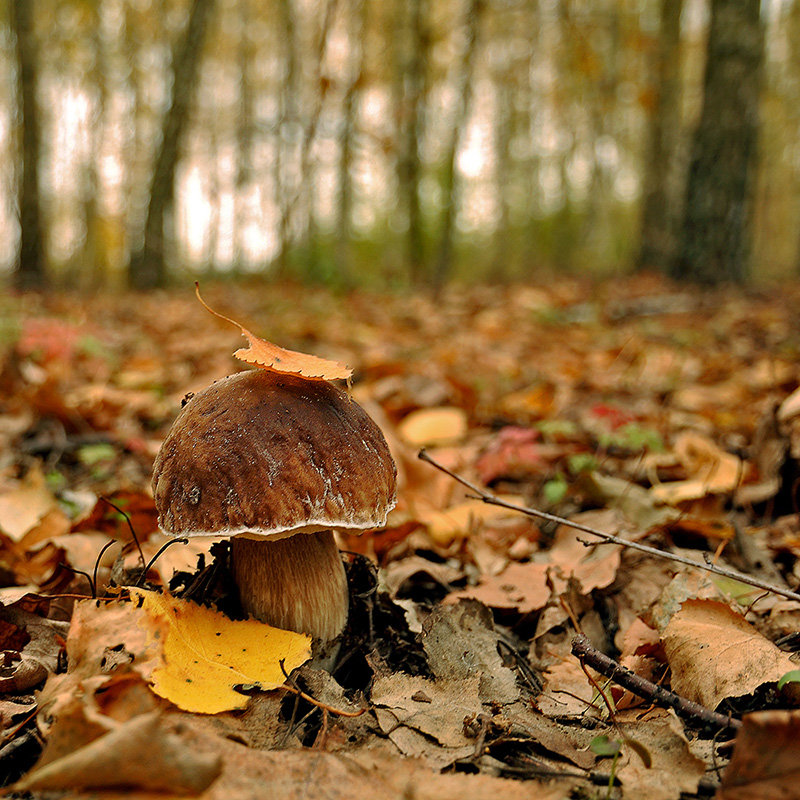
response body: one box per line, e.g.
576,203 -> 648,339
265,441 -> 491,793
432,0 -> 484,292
395,0 -> 430,284
335,0 -> 366,286
233,0 -> 255,274
673,0 -> 764,284
129,0 -> 216,289
12,0 -> 45,290
273,0 -> 299,277
637,0 -> 684,273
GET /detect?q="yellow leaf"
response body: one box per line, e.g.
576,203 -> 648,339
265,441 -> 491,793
129,589 -> 311,714
195,284 -> 352,383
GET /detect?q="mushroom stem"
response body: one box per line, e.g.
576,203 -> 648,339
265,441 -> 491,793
231,531 -> 349,642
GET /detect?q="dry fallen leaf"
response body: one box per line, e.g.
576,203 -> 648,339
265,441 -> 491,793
15,711 -> 221,794
651,432 -> 744,505
130,588 -> 311,714
196,284 -> 352,382
451,561 -> 552,615
0,605 -> 68,692
0,468 -> 58,541
614,709 -> 706,800
422,495 -> 525,546
663,599 -> 797,709
398,407 -> 468,446
719,710 -> 800,800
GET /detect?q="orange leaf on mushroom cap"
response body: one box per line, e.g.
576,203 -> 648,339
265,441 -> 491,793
195,284 -> 353,383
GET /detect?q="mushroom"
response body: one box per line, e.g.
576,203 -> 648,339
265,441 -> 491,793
152,369 -> 396,652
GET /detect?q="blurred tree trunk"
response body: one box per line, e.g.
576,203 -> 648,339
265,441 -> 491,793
274,0 -> 298,277
395,0 -> 430,283
12,0 -> 45,290
335,0 -> 366,286
129,0 -> 216,289
577,4 -> 622,255
637,0 -> 683,273
432,0 -> 484,291
233,0 -> 254,274
673,0 -> 764,284
81,4 -> 109,290
491,75 -> 513,282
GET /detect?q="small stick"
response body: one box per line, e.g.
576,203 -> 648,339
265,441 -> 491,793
278,659 -> 366,718
571,634 -> 741,734
417,449 -> 800,604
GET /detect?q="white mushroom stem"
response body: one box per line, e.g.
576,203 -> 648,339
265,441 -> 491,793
231,531 -> 349,643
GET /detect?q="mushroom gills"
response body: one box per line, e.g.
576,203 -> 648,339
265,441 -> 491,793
231,531 -> 349,643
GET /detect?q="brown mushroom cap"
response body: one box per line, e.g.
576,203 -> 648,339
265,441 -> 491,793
152,370 -> 397,538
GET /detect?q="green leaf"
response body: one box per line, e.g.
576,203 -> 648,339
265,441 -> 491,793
590,735 -> 621,757
777,670 -> 800,689
568,453 -> 598,475
77,443 -> 117,466
543,477 -> 568,505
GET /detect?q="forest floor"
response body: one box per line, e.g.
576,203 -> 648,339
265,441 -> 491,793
2,274 -> 800,799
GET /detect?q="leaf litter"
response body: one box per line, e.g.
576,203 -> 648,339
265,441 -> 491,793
1,276 -> 800,796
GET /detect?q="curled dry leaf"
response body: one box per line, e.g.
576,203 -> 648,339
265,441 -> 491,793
614,709 -> 705,800
651,432 -> 744,505
663,599 -> 797,709
0,605 -> 68,693
719,710 -> 800,800
15,710 -> 221,794
130,588 -> 311,714
195,284 -> 352,383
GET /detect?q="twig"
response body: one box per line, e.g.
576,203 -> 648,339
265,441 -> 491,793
417,449 -> 800,604
571,634 -> 741,734
278,659 -> 366,718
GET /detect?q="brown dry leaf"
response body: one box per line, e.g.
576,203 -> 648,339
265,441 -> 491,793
43,735 -> 560,800
15,710 -> 221,794
663,599 -> 797,709
548,509 -> 624,594
196,285 -> 352,382
536,656 -> 596,717
371,671 -> 482,756
35,598 -> 160,731
651,432 -> 744,505
615,709 -> 706,800
398,407 -> 468,446
0,605 -> 68,692
451,561 -> 552,615
0,468 -> 57,541
718,710 -> 800,800
422,495 -> 525,546
422,600 -> 519,704
130,588 -> 311,714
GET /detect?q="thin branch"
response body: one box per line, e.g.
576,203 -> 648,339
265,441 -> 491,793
417,449 -> 800,604
278,658 -> 366,717
572,634 -> 741,734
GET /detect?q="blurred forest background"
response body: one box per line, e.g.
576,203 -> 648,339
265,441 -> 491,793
1,0 -> 795,291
